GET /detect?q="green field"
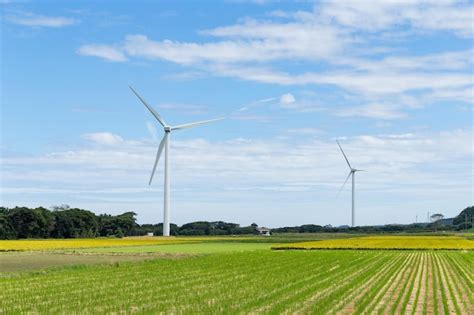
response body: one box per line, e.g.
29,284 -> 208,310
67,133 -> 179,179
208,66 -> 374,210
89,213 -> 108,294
76,242 -> 272,254
1,235 -> 473,314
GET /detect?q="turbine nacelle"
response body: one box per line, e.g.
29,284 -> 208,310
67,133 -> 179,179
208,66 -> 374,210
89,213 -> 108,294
164,126 -> 171,133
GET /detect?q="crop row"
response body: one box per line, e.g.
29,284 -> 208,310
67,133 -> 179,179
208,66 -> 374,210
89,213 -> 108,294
0,250 -> 472,314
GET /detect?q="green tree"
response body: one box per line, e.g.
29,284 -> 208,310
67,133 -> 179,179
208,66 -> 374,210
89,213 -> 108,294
0,208 -> 16,239
52,208 -> 99,238
7,207 -> 55,238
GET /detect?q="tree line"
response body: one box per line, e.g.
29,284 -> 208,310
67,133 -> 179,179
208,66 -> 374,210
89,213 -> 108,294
273,206 -> 473,234
0,206 -> 260,239
1,205 -> 471,239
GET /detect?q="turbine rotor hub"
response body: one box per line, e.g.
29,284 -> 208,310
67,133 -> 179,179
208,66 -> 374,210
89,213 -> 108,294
164,126 -> 171,132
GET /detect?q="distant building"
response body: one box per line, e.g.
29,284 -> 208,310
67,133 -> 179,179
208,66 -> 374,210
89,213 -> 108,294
147,232 -> 154,237
256,227 -> 271,236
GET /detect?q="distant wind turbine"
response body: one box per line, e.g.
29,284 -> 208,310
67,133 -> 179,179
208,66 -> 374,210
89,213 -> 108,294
130,86 -> 223,236
336,140 -> 364,227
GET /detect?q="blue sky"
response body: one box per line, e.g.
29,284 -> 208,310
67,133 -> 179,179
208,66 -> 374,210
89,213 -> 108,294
1,0 -> 473,227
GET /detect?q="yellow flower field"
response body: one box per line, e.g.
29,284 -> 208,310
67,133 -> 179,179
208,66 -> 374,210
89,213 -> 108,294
0,236 -> 235,251
272,235 -> 474,250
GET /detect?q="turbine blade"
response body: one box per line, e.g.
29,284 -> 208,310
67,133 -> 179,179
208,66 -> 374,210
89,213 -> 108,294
337,171 -> 352,197
336,140 -> 352,169
149,135 -> 166,185
171,117 -> 224,131
129,86 -> 167,127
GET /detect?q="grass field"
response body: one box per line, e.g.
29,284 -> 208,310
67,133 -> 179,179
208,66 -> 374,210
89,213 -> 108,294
273,235 -> 474,250
76,242 -> 272,254
1,250 -> 472,314
1,234 -> 473,314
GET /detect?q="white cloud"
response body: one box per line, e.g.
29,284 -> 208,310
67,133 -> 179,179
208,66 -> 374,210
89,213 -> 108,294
2,129 -> 471,188
335,103 -> 407,120
279,93 -> 295,106
2,129 -> 472,225
75,1 -> 473,122
339,49 -> 474,72
7,13 -> 78,27
217,66 -> 473,95
320,0 -> 473,36
118,29 -> 343,65
81,132 -> 124,146
77,45 -> 127,62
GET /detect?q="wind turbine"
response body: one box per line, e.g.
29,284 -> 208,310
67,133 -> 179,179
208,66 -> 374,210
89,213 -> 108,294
130,86 -> 223,236
336,140 -> 364,227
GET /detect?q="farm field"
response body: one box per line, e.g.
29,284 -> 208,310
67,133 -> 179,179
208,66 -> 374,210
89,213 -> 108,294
0,251 -> 164,272
273,235 -> 474,250
1,249 -> 472,314
1,235 -> 473,314
76,242 -> 272,254
0,233 -> 366,252
0,236 -> 240,251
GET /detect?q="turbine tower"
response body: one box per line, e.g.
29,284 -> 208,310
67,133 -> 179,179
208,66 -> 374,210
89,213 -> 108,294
336,140 -> 364,227
130,86 -> 223,236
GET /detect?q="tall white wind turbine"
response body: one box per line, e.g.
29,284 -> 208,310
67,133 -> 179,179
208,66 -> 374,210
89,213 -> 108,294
130,86 -> 223,236
336,140 -> 364,227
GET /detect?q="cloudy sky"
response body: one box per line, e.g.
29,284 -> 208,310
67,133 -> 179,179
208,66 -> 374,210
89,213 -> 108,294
1,0 -> 473,227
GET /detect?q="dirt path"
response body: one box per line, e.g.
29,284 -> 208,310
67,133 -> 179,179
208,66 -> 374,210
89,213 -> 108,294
0,251 -> 172,272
